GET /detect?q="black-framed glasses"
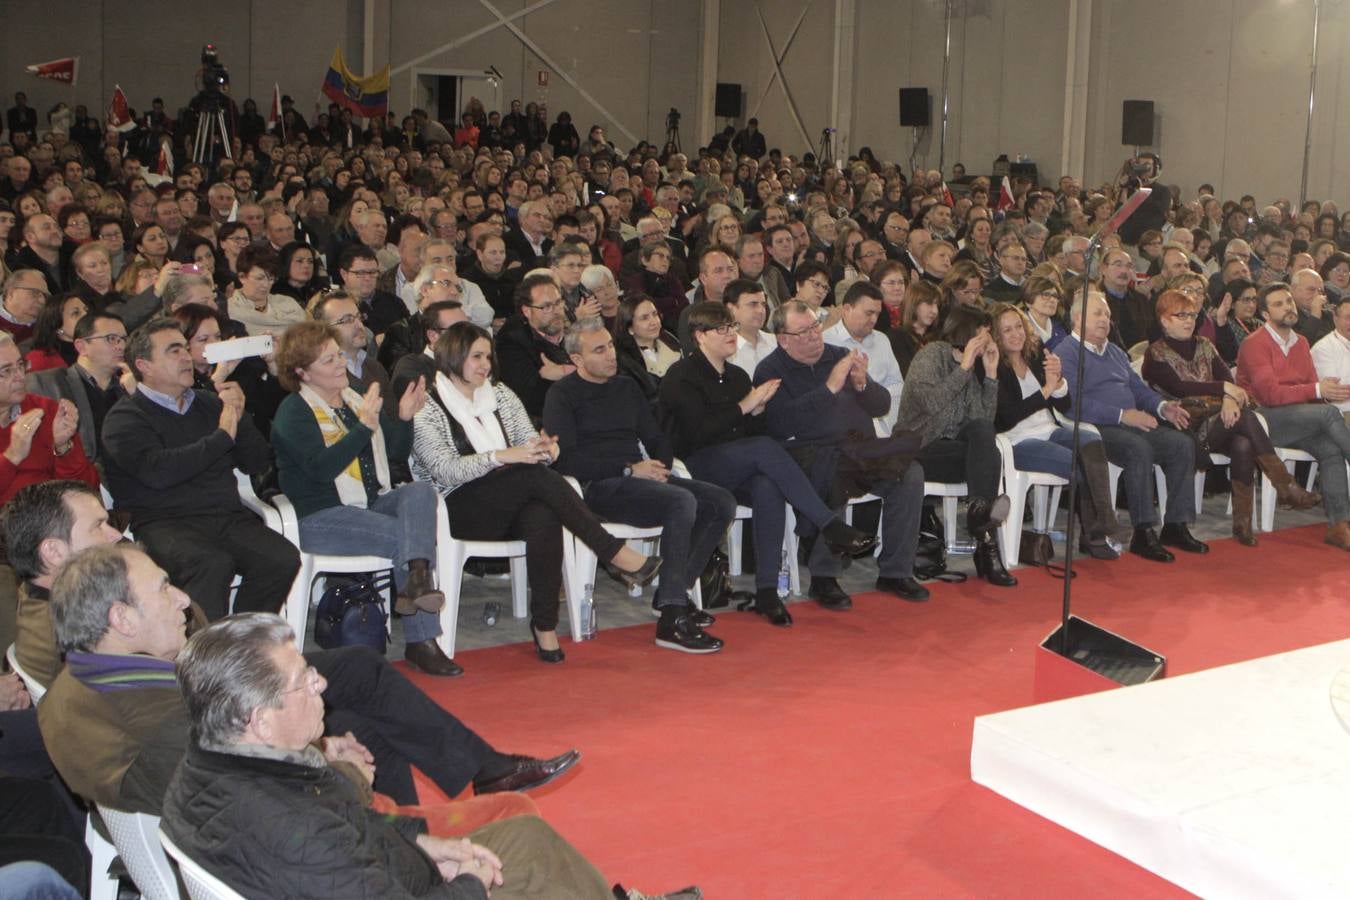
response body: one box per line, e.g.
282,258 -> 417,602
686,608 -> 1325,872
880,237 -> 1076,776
84,333 -> 128,346
1172,311 -> 1199,320
695,323 -> 736,335
782,321 -> 823,338
527,299 -> 565,312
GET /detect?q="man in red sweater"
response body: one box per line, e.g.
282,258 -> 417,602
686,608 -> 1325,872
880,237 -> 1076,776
0,333 -> 98,505
1236,283 -> 1350,550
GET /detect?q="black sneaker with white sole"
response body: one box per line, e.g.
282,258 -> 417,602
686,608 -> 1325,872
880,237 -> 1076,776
655,613 -> 724,654
650,600 -> 715,628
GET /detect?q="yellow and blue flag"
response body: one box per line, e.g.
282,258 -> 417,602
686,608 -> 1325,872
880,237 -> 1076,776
322,47 -> 389,118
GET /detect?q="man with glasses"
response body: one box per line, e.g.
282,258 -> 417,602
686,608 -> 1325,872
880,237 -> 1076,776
0,332 -> 96,504
337,245 -> 407,340
1099,247 -> 1152,351
495,273 -> 576,420
0,270 -> 48,343
549,241 -> 594,319
101,318 -> 300,620
881,211 -> 911,262
620,215 -> 689,288
28,312 -> 131,464
1289,267 -> 1333,345
788,261 -> 836,329
312,291 -> 390,395
417,238 -> 494,328
984,242 -> 1030,303
754,301 -> 928,607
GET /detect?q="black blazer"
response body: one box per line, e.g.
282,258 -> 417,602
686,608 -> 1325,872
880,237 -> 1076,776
994,356 -> 1071,434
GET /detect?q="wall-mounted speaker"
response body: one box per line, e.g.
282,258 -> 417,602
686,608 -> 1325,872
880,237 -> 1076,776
899,87 -> 930,127
715,83 -> 742,119
1122,100 -> 1155,146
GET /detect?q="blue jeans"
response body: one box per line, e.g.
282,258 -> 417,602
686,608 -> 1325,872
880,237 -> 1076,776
298,480 -> 442,642
688,436 -> 837,590
584,475 -> 737,606
1011,426 -> 1102,482
0,862 -> 82,900
1260,402 -> 1350,523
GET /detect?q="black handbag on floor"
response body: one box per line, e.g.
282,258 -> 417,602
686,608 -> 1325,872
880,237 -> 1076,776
313,572 -> 392,654
914,507 -> 966,583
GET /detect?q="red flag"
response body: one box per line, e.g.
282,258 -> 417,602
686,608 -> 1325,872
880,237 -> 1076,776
25,57 -> 78,85
267,83 -> 282,133
154,137 -> 173,176
107,84 -> 134,133
996,176 -> 1016,213
941,181 -> 955,207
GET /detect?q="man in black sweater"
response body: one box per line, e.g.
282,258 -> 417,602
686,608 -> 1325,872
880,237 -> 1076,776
495,274 -> 576,421
543,317 -> 734,654
100,318 -> 299,620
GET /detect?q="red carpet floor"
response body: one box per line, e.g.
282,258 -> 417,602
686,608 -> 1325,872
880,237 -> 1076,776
405,525 -> 1350,898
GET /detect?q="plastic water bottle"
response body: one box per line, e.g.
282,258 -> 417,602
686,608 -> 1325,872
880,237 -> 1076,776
482,601 -> 499,627
577,584 -> 597,640
777,550 -> 791,601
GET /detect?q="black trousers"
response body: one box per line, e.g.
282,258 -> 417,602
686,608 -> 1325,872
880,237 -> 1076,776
917,418 -> 1002,533
134,509 -> 301,621
0,776 -> 89,896
311,645 -> 510,805
445,466 -> 625,631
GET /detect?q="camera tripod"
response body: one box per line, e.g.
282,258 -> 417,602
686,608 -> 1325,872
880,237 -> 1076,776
666,119 -> 681,153
192,95 -> 233,165
816,128 -> 835,167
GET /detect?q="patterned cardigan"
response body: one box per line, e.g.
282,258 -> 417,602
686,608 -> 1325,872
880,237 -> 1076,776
410,381 -> 539,495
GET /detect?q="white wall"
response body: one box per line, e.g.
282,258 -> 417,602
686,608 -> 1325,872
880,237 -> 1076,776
2,0 -> 1348,205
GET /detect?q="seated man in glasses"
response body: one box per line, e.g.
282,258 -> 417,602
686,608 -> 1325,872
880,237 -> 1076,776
27,311 -> 132,466
495,273 -> 576,422
0,332 -> 97,505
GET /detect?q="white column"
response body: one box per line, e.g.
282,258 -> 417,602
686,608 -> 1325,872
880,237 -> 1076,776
831,0 -> 857,161
696,0 -> 721,150
363,0 -> 376,74
1060,0 -> 1092,181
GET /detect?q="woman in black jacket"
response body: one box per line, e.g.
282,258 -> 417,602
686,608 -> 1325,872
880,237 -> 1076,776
659,303 -> 888,625
989,302 -> 1117,559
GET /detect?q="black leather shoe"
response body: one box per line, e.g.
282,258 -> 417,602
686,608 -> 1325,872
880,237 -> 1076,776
650,600 -> 715,628
403,639 -> 465,677
530,627 -> 566,664
973,538 -> 1018,587
1078,533 -> 1121,560
655,613 -> 724,653
1159,522 -> 1209,554
821,518 -> 879,558
808,576 -> 853,610
875,576 -> 930,602
966,494 -> 1012,540
750,588 -> 793,626
1129,527 -> 1175,563
603,555 -> 663,589
473,749 -> 581,794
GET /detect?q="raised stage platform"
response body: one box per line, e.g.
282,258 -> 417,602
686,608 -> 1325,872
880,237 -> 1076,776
971,638 -> 1350,899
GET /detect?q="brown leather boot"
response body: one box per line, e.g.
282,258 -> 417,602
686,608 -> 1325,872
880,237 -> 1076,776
396,559 -> 445,615
1326,521 -> 1350,551
1257,454 -> 1322,510
1230,479 -> 1257,546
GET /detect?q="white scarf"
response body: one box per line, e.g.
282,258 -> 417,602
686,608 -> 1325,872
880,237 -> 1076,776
435,373 -> 507,453
297,383 -> 390,508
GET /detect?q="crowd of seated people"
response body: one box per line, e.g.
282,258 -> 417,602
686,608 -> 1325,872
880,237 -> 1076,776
4,83 -> 1350,896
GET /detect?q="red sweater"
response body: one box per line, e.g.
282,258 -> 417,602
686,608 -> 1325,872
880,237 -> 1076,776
0,393 -> 100,505
1236,325 -> 1319,407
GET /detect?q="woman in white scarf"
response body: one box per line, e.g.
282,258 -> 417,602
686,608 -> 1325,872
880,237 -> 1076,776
271,321 -> 463,677
411,323 -> 660,663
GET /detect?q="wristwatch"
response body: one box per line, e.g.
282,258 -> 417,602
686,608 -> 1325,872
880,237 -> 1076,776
622,465 -> 633,477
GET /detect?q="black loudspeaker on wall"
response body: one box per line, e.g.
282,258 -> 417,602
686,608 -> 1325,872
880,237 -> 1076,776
899,87 -> 930,127
1121,99 -> 1154,146
715,83 -> 742,119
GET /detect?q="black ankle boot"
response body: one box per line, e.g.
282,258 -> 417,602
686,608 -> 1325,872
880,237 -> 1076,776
973,536 -> 1017,587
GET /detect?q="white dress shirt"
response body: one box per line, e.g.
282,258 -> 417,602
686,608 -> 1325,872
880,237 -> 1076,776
1311,330 -> 1350,413
823,320 -> 904,435
731,330 -> 775,379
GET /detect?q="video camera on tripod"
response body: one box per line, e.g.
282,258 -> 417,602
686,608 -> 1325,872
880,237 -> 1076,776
190,44 -> 234,165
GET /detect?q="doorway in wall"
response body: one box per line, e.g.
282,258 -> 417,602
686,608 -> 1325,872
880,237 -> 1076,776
411,70 -> 500,129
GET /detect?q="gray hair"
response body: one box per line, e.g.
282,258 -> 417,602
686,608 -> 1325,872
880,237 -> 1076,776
160,273 -> 214,313
176,612 -> 295,746
1023,221 -> 1049,240
419,237 -> 456,265
411,263 -> 454,298
1068,290 -> 1108,326
768,299 -> 813,335
548,242 -> 587,266
50,543 -> 137,654
580,264 -> 615,293
562,315 -> 609,355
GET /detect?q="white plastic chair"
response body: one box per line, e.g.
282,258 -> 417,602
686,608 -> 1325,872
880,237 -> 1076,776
98,807 -> 180,900
1255,412 -> 1321,533
6,642 -> 45,702
158,831 -> 245,900
726,503 -> 801,596
87,815 -> 119,900
1107,462 -> 1169,521
995,434 -> 1067,568
561,475 -> 701,642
